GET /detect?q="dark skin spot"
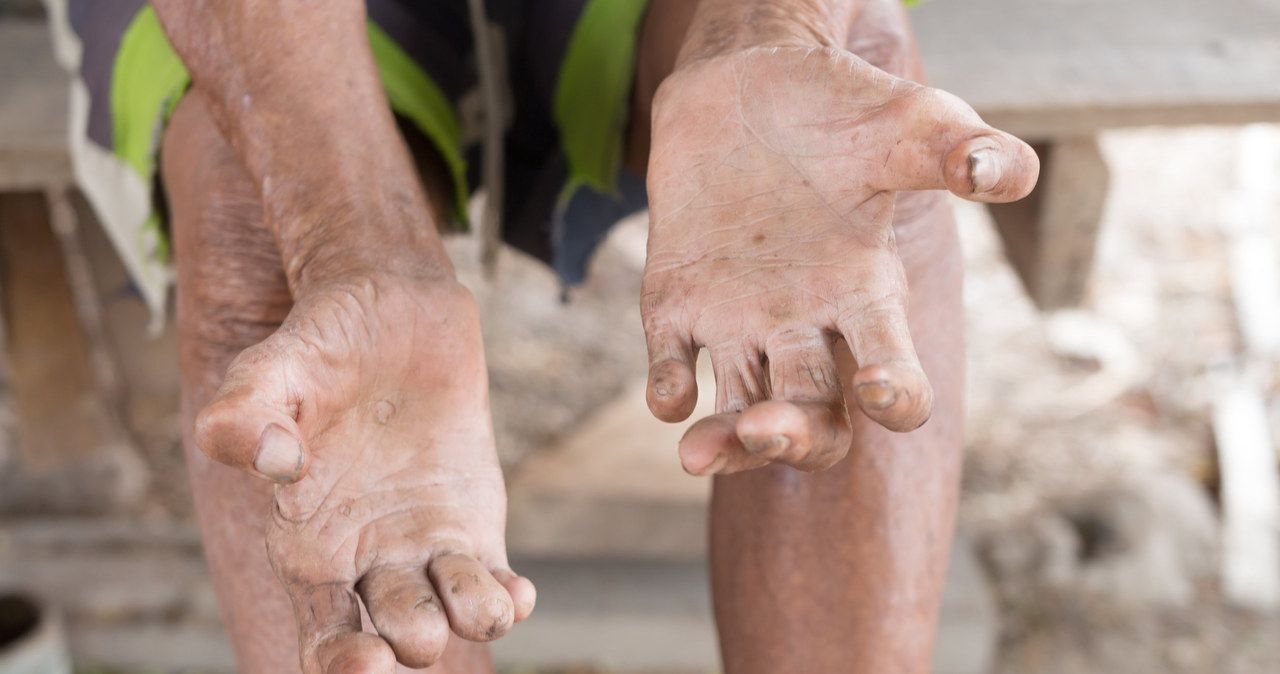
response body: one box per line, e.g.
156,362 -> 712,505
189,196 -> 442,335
752,233 -> 766,245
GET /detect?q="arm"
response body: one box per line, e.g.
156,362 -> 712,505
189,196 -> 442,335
153,4 -> 534,672
150,0 -> 453,292
676,0 -> 860,63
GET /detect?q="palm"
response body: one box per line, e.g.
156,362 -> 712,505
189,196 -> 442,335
641,47 -> 1036,473
203,277 -> 531,672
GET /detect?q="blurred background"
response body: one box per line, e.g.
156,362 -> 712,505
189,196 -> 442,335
3,0 -> 1280,672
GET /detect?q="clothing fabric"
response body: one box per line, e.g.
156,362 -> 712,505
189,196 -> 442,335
44,0 -> 651,324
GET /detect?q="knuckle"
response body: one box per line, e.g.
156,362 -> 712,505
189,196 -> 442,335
192,404 -> 234,462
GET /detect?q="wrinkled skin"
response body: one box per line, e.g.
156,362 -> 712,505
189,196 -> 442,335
155,0 -> 1039,671
194,274 -> 535,671
642,46 -> 1037,475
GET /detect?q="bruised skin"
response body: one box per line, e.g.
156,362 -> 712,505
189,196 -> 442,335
641,26 -> 1038,476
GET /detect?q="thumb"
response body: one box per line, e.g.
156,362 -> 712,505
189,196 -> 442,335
869,85 -> 1040,203
194,340 -> 311,483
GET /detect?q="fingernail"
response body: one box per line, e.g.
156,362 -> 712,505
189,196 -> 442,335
856,380 -> 897,411
743,434 -> 791,455
255,423 -> 303,483
969,149 -> 1002,194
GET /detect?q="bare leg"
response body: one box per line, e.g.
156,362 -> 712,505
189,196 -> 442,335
708,192 -> 962,673
706,5 -> 961,671
166,94 -> 496,674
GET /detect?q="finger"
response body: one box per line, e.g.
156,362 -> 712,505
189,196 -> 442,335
708,343 -> 768,414
427,553 -> 516,642
356,566 -> 450,669
838,290 -> 933,432
490,567 -> 537,623
644,323 -> 699,422
735,331 -> 853,470
869,86 -> 1039,203
678,413 -> 769,476
194,338 -> 310,483
291,583 -> 395,674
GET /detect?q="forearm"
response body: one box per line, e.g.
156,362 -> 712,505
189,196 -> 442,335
675,0 -> 862,65
150,0 -> 453,292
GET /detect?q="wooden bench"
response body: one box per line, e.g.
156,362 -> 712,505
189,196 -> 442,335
913,0 -> 1280,307
0,20 -> 69,189
8,0 -> 1280,308
0,21 -> 151,515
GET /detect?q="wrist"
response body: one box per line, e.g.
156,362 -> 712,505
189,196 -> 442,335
674,0 -> 860,67
271,184 -> 456,296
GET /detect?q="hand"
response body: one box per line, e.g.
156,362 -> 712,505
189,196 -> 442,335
642,45 -> 1037,474
194,274 -> 535,672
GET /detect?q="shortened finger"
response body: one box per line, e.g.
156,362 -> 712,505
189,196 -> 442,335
943,133 -> 1040,203
869,86 -> 1039,202
839,291 -> 933,432
490,567 -> 537,623
290,583 -> 395,674
737,399 -> 852,471
644,325 -> 699,422
356,566 -> 450,669
195,343 -> 309,483
708,344 -> 767,414
427,553 -> 516,642
678,413 -> 769,476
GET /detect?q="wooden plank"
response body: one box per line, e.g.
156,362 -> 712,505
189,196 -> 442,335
0,192 -> 143,513
913,0 -> 1280,140
0,150 -> 71,189
0,192 -> 107,469
1224,125 -> 1280,357
1214,385 -> 1280,612
0,21 -> 66,156
988,137 -> 1110,309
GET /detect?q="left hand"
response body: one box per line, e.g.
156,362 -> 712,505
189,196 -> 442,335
641,44 -> 1038,475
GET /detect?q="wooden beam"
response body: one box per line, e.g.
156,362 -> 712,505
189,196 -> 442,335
0,191 -> 142,513
988,137 -> 1110,310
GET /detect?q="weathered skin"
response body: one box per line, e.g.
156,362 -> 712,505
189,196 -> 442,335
642,0 -> 1035,477
155,0 -> 1038,672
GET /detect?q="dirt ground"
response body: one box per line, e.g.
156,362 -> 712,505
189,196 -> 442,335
959,126 -> 1280,673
